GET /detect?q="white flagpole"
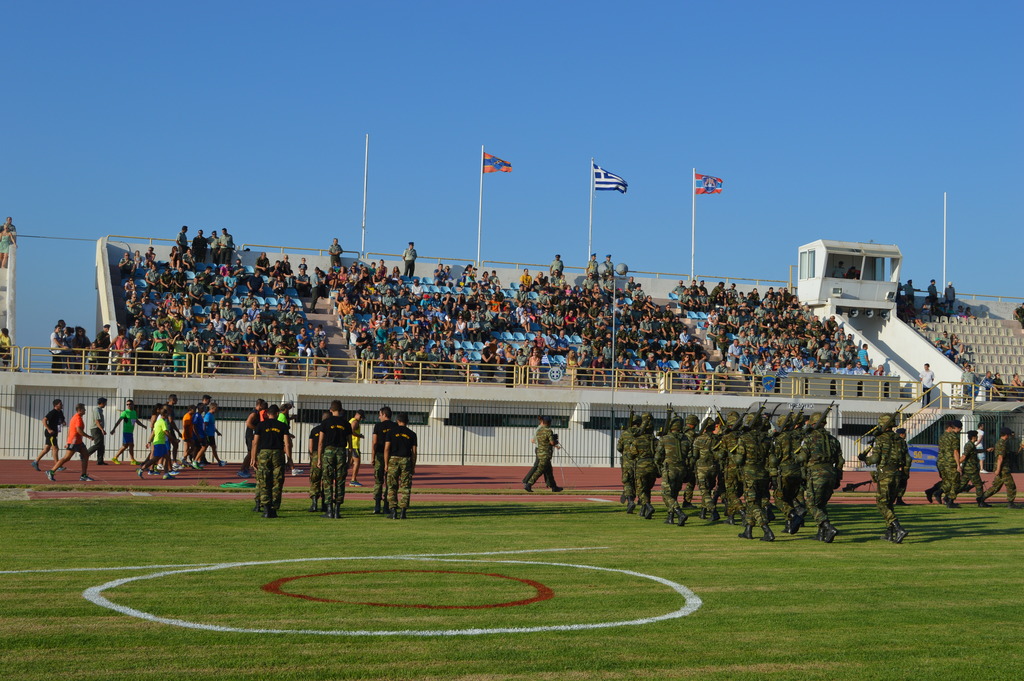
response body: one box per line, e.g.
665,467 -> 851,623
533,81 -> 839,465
588,158 -> 595,265
942,192 -> 947,288
690,168 -> 696,282
361,133 -> 369,256
477,145 -> 485,267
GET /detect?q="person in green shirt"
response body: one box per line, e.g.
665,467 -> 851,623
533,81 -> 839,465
110,399 -> 148,465
138,407 -> 173,479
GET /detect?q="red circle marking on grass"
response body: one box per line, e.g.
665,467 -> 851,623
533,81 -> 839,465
262,569 -> 555,609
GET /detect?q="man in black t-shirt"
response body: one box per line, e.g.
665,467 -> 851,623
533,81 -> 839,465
307,411 -> 328,513
32,399 -> 66,470
318,401 -> 353,519
371,406 -> 396,515
384,412 -> 418,519
250,404 -> 292,518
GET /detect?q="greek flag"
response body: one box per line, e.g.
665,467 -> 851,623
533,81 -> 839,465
593,163 -> 628,193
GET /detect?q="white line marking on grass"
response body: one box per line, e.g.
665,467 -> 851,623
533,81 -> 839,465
586,498 -> 614,503
129,492 -> 152,497
82,551 -> 702,636
3,547 -> 609,575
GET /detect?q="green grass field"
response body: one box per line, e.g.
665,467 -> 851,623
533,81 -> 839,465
3,497 -> 1023,681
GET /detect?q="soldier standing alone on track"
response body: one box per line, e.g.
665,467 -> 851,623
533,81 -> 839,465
523,415 -> 563,493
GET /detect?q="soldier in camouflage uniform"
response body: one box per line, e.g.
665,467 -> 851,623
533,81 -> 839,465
795,411 -> 841,542
734,413 -> 774,541
894,428 -> 913,505
656,415 -> 690,526
680,415 -> 700,507
307,414 -> 326,512
770,413 -> 807,534
524,416 -> 562,492
980,427 -> 1022,508
617,412 -> 640,512
935,420 -> 964,508
694,418 -> 721,521
864,414 -> 909,542
634,412 -> 660,519
249,404 -> 291,519
719,411 -> 744,524
959,430 -> 990,507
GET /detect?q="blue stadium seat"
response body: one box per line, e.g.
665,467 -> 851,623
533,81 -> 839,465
500,332 -> 514,342
513,332 -> 527,342
525,333 -> 536,341
245,266 -> 255,275
255,296 -> 265,306
473,341 -> 484,351
668,292 -> 679,300
469,351 -> 482,361
284,287 -> 298,298
668,360 -> 680,370
266,296 -> 278,307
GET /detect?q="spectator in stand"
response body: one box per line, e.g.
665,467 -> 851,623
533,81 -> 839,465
920,363 -> 936,407
944,281 -> 956,307
219,228 -> 235,266
191,229 -> 208,263
0,217 -> 17,268
328,238 -> 343,268
175,225 -> 189,254
0,327 -> 11,367
926,280 -> 939,309
403,242 -> 417,277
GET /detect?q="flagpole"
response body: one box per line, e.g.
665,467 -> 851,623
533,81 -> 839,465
361,133 -> 369,257
588,157 -> 595,265
477,145 -> 485,267
942,192 -> 947,288
690,168 -> 696,282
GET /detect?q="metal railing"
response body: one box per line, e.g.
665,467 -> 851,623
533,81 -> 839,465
11,346 -> 918,400
240,243 -> 332,257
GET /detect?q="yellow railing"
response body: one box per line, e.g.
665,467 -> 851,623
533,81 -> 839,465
240,243 -> 333,257
10,346 -> 920,400
22,347 -> 194,376
193,352 -> 360,381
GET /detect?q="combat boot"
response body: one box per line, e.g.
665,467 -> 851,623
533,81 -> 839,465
815,523 -> 826,541
263,506 -> 278,519
373,499 -> 382,514
962,482 -> 975,492
977,497 -> 992,508
320,503 -> 334,518
681,500 -> 695,509
699,508 -> 707,520
895,497 -> 909,506
737,524 -> 754,540
783,516 -> 793,535
382,501 -> 391,515
710,508 -> 720,522
664,509 -> 676,525
945,497 -> 959,509
891,520 -> 909,543
550,486 -> 564,493
400,508 -> 407,519
523,482 -> 533,493
766,507 -> 776,522
625,500 -> 636,514
924,484 -> 940,503
388,508 -> 397,519
1009,502 -> 1024,509
619,493 -> 628,504
790,512 -> 805,534
308,498 -> 319,513
821,521 -> 838,543
882,525 -> 893,541
676,511 -> 687,527
253,501 -> 262,513
759,525 -> 775,542
725,514 -> 736,526
641,503 -> 654,519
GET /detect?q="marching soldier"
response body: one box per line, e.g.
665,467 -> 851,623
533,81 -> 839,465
694,418 -> 721,521
719,411 -> 744,525
935,420 -> 964,508
894,427 -> 913,505
864,414 -> 909,543
795,411 -> 841,542
734,413 -> 774,541
961,430 -> 991,507
656,415 -> 690,526
524,416 -> 562,492
680,414 -> 700,507
634,413 -> 660,519
617,411 -> 640,513
771,413 -> 807,534
979,427 -> 1022,508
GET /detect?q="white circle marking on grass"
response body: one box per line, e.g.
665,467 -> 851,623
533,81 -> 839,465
83,555 -> 702,637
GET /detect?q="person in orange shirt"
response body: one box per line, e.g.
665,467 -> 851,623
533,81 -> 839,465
47,403 -> 95,482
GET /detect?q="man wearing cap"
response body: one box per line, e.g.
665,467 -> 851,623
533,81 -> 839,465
864,414 -> 909,542
794,411 -> 842,543
585,254 -> 598,279
549,254 -> 564,278
933,420 -> 964,508
85,397 -> 108,465
403,242 -> 417,277
524,415 -> 562,493
980,428 -> 1021,508
960,430 -> 991,507
944,281 -> 956,308
601,254 -> 615,280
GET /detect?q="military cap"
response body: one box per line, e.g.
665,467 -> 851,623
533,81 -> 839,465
742,413 -> 759,429
669,417 -> 684,432
1000,427 -> 1013,436
776,413 -> 790,429
878,413 -> 895,429
948,419 -> 963,429
808,412 -> 825,427
701,417 -> 716,432
896,428 -> 907,435
726,411 -> 741,428
684,414 -> 700,428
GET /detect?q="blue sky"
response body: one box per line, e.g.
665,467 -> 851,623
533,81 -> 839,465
3,1 -> 1021,347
